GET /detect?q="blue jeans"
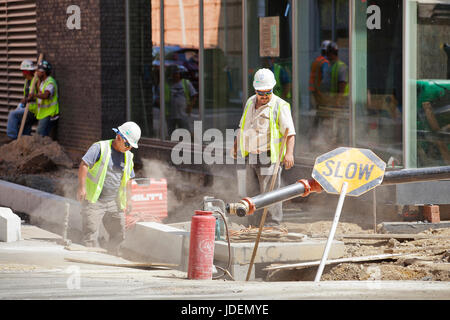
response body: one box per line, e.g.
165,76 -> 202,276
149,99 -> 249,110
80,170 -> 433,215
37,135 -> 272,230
36,115 -> 57,137
6,105 -> 56,139
6,106 -> 35,139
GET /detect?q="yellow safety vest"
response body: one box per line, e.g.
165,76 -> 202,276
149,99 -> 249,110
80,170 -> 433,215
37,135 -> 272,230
273,64 -> 292,99
36,76 -> 59,120
85,140 -> 134,210
239,96 -> 289,164
24,78 -> 38,114
330,60 -> 349,96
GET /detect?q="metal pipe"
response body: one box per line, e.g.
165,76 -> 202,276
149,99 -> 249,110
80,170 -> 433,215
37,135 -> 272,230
226,178 -> 322,216
381,166 -> 450,186
227,166 -> 450,217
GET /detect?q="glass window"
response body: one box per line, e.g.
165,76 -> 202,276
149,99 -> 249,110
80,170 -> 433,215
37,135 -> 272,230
129,0 -> 157,138
353,0 -> 403,167
295,0 -> 349,160
409,0 -> 450,167
246,0 -> 293,102
162,0 -> 199,139
203,0 -> 243,134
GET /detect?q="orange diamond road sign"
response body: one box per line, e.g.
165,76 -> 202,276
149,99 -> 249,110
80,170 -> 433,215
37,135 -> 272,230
312,147 -> 386,197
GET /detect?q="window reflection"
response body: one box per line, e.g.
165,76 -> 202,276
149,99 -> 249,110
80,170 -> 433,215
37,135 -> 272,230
415,1 -> 450,167
204,0 -> 243,134
297,0 -> 349,158
355,0 -> 403,167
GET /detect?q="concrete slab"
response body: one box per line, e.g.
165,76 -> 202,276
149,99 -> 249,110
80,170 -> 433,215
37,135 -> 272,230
213,239 -> 345,280
121,222 -> 190,271
214,239 -> 345,265
0,207 -> 21,242
379,221 -> 450,234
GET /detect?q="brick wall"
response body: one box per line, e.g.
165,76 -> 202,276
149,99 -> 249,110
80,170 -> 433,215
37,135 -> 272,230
36,0 -> 126,162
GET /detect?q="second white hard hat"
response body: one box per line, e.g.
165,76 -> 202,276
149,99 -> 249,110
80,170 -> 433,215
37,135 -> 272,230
114,121 -> 141,148
253,68 -> 276,91
20,59 -> 37,71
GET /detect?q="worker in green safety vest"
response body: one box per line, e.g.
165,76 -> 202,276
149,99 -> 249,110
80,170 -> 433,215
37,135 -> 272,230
77,121 -> 141,254
165,65 -> 198,136
326,41 -> 349,107
231,68 -> 296,227
27,60 -> 60,137
264,58 -> 292,101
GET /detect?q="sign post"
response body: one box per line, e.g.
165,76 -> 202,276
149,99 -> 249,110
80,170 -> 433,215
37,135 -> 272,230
312,147 -> 386,281
314,181 -> 348,282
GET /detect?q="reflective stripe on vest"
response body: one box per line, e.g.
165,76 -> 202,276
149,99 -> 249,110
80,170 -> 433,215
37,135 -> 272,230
309,55 -> 329,92
330,60 -> 349,96
36,76 -> 59,120
85,140 -> 134,209
239,96 -> 288,164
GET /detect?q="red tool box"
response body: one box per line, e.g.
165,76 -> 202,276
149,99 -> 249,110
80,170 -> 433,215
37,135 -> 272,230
125,178 -> 168,229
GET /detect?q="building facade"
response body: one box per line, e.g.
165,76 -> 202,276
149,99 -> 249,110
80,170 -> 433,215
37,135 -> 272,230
1,0 -> 449,207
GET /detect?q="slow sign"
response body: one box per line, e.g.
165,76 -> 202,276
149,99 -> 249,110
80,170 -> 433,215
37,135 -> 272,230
312,147 -> 386,196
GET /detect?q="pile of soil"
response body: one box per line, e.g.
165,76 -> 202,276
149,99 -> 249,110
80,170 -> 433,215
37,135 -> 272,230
0,135 -> 73,174
0,136 -> 77,197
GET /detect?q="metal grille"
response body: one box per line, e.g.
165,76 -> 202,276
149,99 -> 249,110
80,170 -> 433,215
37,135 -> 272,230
0,0 -> 37,133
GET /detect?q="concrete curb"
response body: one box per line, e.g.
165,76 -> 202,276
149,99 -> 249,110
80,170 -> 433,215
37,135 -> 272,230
0,180 -> 83,241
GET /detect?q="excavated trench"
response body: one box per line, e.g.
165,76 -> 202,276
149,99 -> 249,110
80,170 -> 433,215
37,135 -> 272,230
0,136 -> 449,282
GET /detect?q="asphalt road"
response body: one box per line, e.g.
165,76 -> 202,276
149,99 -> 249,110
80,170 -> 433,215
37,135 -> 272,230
0,226 -> 449,302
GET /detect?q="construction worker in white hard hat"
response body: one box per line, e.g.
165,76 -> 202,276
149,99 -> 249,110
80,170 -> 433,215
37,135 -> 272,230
5,60 -> 39,141
77,121 -> 141,254
309,40 -> 331,107
231,68 -> 296,227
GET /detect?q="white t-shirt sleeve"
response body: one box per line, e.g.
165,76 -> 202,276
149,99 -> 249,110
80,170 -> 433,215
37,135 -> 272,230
278,103 -> 296,136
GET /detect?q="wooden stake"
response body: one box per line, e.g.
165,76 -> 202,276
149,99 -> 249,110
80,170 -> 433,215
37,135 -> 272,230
245,128 -> 289,281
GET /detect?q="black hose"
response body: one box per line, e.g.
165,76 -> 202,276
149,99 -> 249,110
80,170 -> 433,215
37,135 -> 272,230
212,208 -> 234,281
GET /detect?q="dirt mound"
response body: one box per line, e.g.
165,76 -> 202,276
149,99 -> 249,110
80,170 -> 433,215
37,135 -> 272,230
0,135 -> 73,175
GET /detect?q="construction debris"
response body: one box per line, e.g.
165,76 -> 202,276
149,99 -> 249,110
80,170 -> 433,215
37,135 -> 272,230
228,226 -> 307,243
264,253 -> 406,271
265,223 -> 450,281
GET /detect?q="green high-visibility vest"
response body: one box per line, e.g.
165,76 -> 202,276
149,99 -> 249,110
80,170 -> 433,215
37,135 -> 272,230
85,140 -> 134,210
273,64 -> 292,99
330,60 -> 349,96
36,76 -> 59,120
24,78 -> 38,114
239,96 -> 289,164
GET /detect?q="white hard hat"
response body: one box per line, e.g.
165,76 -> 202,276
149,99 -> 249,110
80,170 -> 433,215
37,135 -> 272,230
114,121 -> 141,148
20,59 -> 37,71
320,40 -> 331,51
253,68 -> 276,91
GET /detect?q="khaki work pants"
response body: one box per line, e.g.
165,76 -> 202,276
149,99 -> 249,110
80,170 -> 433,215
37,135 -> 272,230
81,198 -> 125,252
241,152 -> 283,227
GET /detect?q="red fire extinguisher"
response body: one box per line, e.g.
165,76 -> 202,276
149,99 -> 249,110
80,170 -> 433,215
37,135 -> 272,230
188,210 -> 216,280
